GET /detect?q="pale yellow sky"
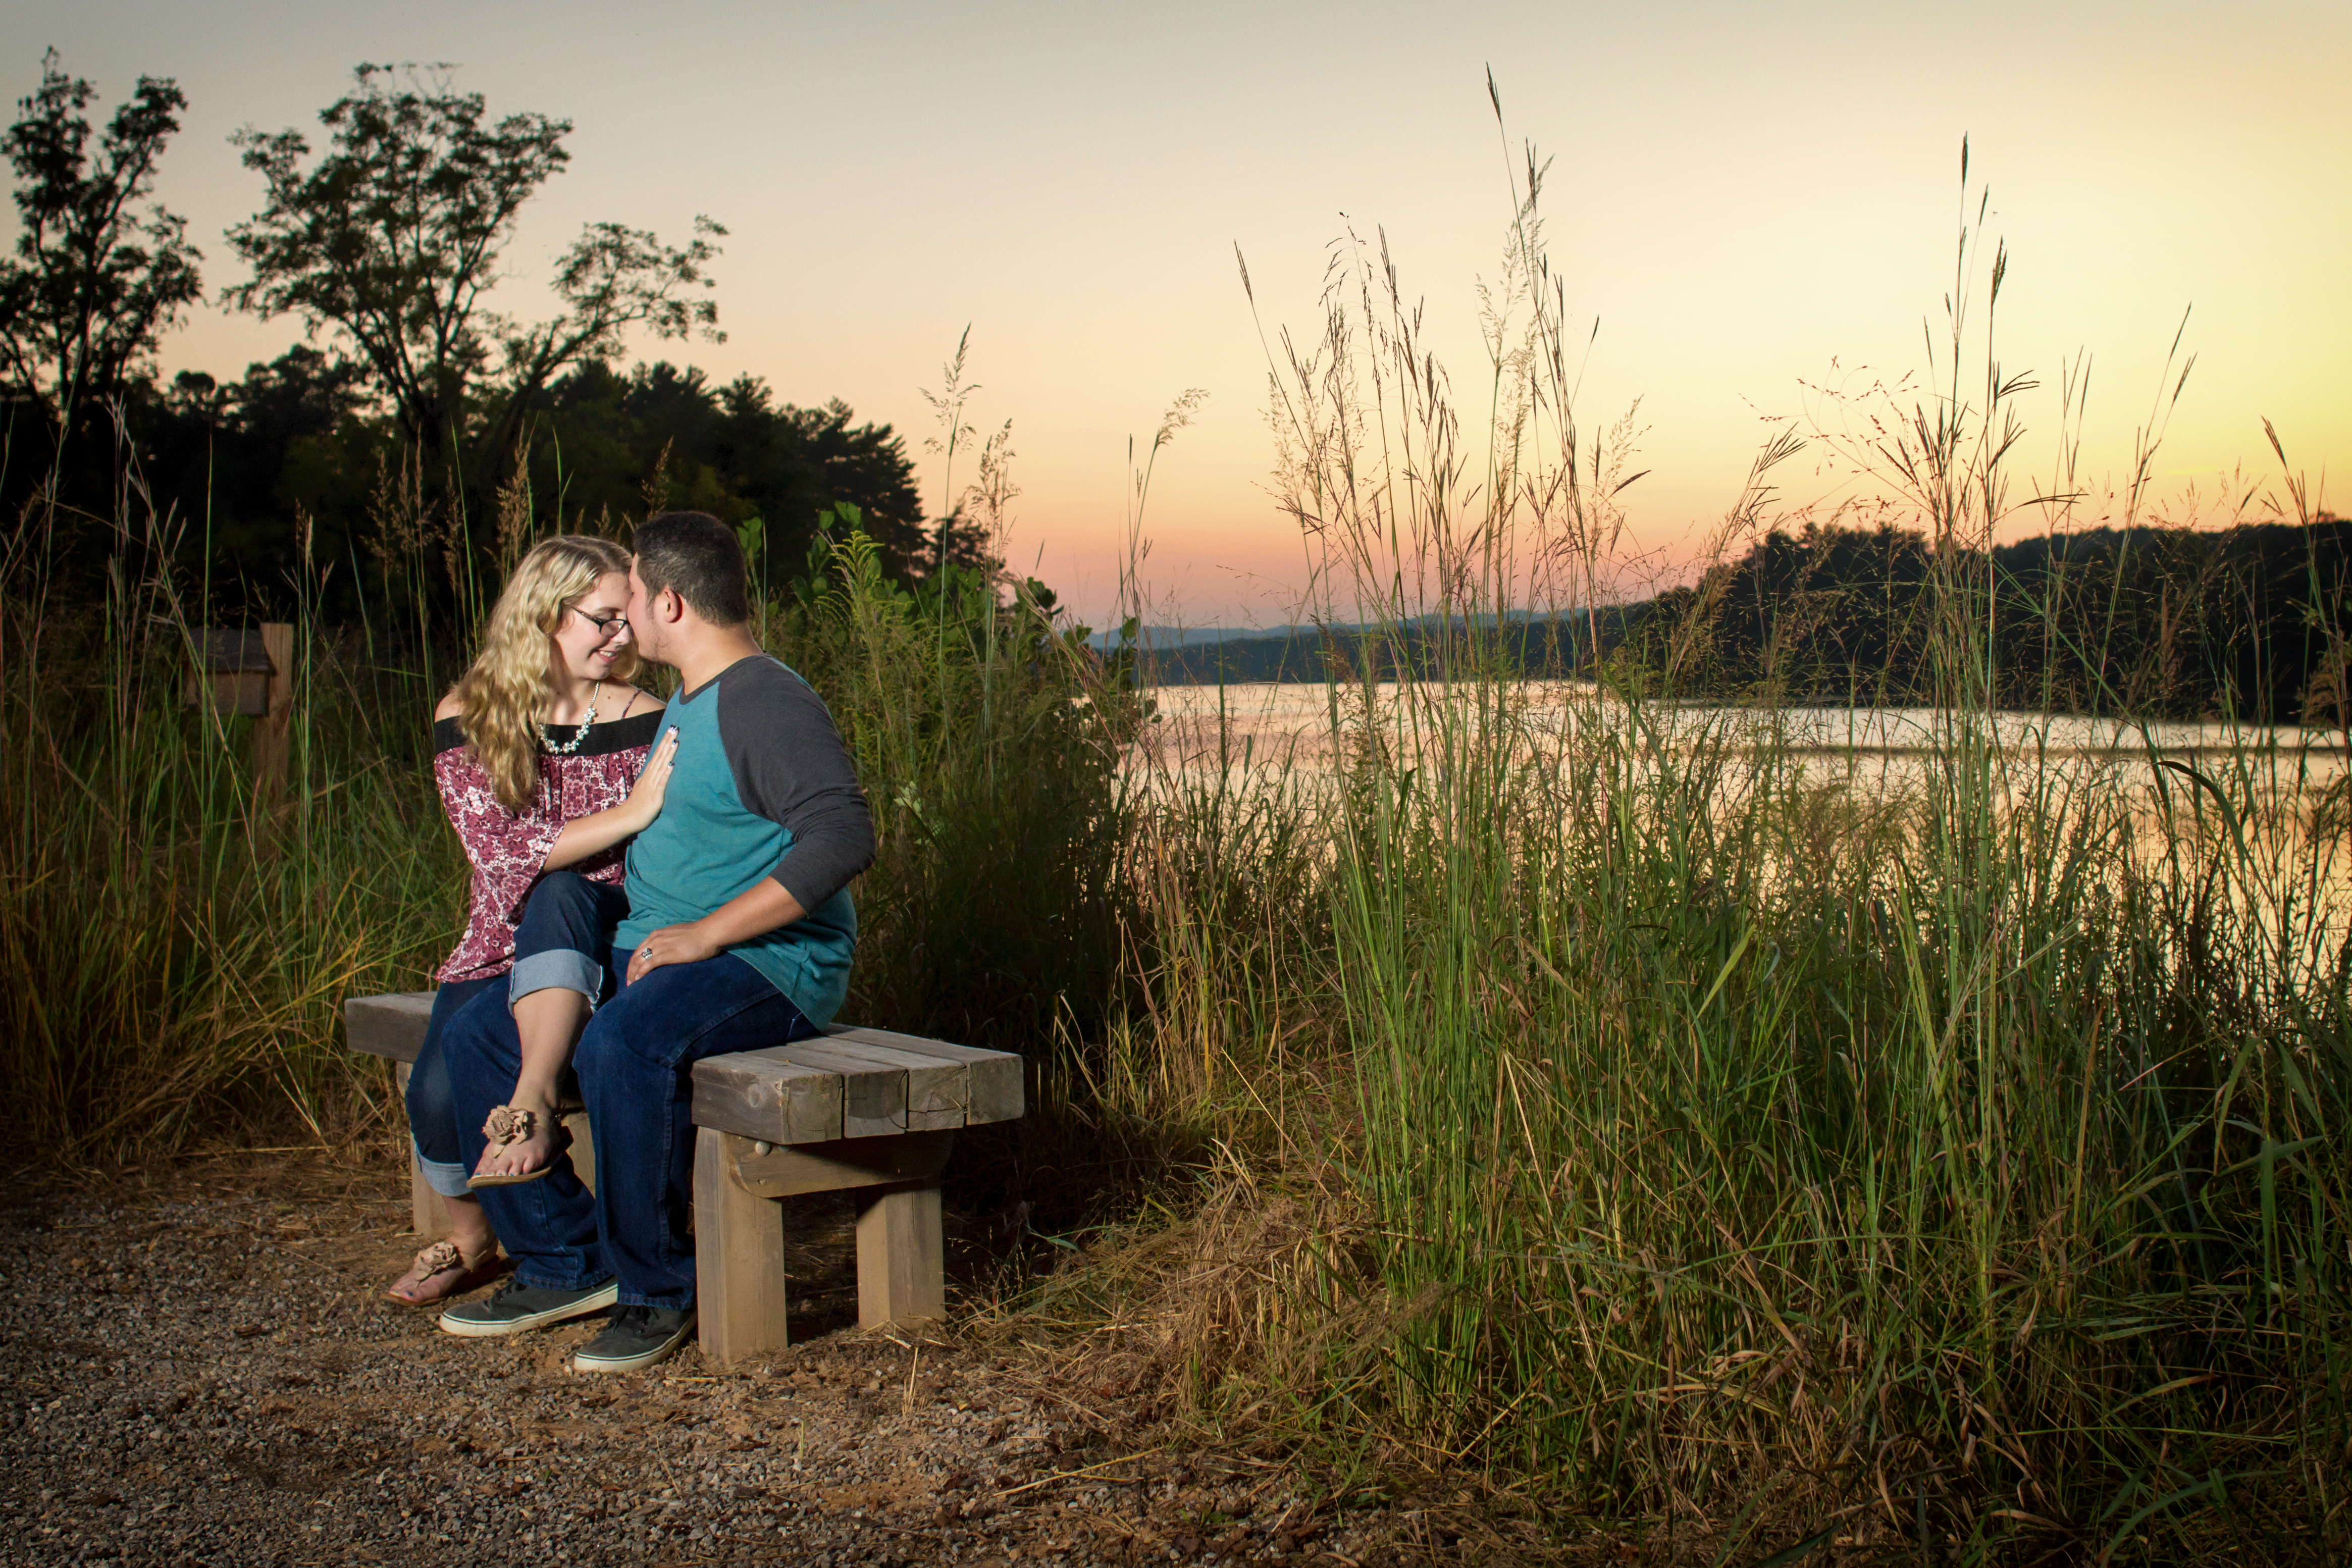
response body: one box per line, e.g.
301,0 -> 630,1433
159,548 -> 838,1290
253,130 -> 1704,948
11,1 -> 2347,623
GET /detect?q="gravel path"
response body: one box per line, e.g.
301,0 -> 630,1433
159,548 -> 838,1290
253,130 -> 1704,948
0,1154 -> 1500,1567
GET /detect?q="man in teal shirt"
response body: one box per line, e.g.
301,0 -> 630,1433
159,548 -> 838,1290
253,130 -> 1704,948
441,511 -> 874,1371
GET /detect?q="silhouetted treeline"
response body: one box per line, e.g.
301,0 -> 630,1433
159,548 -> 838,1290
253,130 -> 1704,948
1659,518 -> 2352,720
11,351 -> 938,620
1149,518 -> 2352,723
1143,613 -> 1630,686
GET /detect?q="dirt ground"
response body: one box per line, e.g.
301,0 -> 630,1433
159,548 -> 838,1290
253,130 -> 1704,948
0,1151 -> 1553,1568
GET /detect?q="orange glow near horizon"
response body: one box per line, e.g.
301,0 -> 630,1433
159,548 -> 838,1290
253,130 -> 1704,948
9,0 -> 2347,625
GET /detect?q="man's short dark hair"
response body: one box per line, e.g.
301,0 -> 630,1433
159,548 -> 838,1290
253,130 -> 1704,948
635,511 -> 750,626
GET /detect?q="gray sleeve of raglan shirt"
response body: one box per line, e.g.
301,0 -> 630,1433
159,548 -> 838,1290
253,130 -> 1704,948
716,657 -> 876,910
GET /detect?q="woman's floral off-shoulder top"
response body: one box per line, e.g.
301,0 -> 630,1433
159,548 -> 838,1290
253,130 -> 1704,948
432,707 -> 663,983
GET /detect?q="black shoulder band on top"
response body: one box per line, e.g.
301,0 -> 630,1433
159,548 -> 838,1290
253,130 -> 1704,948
432,705 -> 666,758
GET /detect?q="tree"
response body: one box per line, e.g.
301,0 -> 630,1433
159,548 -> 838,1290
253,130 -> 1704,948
516,362 -> 930,582
0,50 -> 202,442
761,392 -> 929,579
224,63 -> 722,496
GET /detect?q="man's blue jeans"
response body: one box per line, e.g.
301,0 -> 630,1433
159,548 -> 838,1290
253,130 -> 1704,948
404,872 -> 628,1199
443,946 -> 820,1308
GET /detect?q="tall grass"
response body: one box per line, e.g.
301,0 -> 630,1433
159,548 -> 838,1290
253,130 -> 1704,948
0,439 -> 463,1152
1080,125 -> 2350,1560
0,449 -> 1146,1180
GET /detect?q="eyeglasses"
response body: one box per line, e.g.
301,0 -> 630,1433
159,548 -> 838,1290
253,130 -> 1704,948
566,605 -> 630,641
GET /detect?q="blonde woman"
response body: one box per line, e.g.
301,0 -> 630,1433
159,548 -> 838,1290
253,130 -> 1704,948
386,536 -> 680,1306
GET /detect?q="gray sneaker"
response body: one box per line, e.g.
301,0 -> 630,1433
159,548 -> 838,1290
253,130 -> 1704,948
571,1303 -> 697,1373
438,1278 -> 619,1337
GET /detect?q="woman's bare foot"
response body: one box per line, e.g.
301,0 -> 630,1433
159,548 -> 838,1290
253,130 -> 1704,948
386,1237 -> 510,1306
471,1103 -> 568,1184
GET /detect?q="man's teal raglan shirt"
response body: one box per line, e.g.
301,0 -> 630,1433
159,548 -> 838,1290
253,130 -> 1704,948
617,654 -> 873,1025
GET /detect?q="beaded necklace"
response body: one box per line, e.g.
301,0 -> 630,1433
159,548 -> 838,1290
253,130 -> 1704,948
539,683 -> 599,755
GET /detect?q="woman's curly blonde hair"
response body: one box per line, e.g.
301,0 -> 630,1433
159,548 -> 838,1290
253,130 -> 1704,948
450,535 -> 639,812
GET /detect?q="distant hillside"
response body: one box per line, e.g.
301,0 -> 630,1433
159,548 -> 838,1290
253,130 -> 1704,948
1657,516 -> 2352,720
1088,625 -> 1271,651
1119,516 -> 2352,722
1137,612 -> 1637,685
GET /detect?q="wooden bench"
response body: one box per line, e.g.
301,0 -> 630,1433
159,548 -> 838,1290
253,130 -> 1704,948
344,993 -> 1023,1366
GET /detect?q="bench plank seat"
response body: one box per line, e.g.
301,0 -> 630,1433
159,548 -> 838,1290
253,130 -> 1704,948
345,992 -> 434,1065
771,1040 -> 911,1139
792,1038 -> 966,1132
688,1049 -> 846,1145
823,1026 -> 1025,1125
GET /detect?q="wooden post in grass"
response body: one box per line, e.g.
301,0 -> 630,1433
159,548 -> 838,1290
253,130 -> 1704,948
188,624 -> 294,799
253,622 -> 294,802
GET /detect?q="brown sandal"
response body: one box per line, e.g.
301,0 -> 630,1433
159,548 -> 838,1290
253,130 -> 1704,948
386,1239 -> 511,1306
468,1105 -> 572,1189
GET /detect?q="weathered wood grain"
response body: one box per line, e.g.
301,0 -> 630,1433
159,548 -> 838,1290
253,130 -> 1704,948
825,1026 -> 1025,1125
694,1129 -> 790,1366
690,1049 -> 844,1144
253,622 -> 294,797
345,991 -> 435,1065
729,1129 -> 955,1199
771,1039 -> 910,1138
856,1184 -> 946,1329
786,1037 -> 975,1132
801,1040 -> 966,1131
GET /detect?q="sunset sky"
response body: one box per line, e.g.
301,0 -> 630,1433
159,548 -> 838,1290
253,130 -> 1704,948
10,1 -> 2347,625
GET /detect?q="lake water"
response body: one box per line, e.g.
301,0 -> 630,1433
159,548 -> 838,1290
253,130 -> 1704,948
1138,681 -> 2348,776
1131,682 -> 2352,934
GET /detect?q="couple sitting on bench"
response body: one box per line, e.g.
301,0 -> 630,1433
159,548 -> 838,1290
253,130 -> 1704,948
386,510 -> 873,1374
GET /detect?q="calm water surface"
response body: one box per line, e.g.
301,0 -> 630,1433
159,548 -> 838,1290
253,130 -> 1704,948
1134,682 -> 2352,926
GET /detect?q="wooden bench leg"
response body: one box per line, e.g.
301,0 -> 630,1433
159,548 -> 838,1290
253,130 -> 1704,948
695,1128 -> 789,1367
562,1110 -> 597,1196
396,1063 -> 447,1239
410,1155 -> 445,1239
856,1183 -> 945,1329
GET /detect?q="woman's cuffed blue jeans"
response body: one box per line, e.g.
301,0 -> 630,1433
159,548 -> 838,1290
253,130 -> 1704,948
443,947 -> 821,1305
402,975 -> 500,1198
403,872 -> 631,1199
